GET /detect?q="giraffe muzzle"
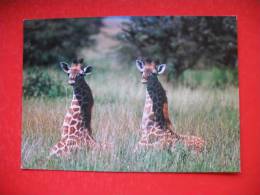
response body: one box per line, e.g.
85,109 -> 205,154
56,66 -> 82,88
141,78 -> 148,83
68,79 -> 75,85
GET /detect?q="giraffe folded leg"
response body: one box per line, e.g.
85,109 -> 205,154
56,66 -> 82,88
50,140 -> 71,157
134,129 -> 178,152
178,134 -> 205,153
50,130 -> 96,157
135,129 -> 205,153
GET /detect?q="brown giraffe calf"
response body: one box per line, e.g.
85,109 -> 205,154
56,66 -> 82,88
50,59 -> 98,157
135,58 -> 205,152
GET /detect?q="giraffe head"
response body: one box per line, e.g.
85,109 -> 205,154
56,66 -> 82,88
135,58 -> 166,83
60,58 -> 93,85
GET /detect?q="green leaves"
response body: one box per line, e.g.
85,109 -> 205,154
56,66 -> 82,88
23,68 -> 66,98
23,18 -> 103,67
119,16 -> 237,80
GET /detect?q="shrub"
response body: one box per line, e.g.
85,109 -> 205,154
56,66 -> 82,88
23,68 -> 66,98
180,67 -> 238,88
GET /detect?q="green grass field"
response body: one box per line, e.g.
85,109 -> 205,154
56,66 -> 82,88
22,58 -> 240,172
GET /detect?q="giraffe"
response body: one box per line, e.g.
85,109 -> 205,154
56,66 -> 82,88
135,58 -> 205,152
50,58 -> 97,157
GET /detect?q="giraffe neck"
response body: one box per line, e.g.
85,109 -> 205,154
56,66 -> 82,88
141,75 -> 168,132
62,78 -> 93,137
61,95 -> 80,135
141,90 -> 156,130
72,78 -> 94,133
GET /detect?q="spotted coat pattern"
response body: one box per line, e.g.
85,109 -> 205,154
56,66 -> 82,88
50,74 -> 96,157
138,74 -> 205,152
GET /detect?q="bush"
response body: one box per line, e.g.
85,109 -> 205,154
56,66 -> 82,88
23,68 -> 66,98
180,67 -> 238,88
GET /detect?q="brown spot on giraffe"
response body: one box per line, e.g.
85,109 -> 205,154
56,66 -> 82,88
57,142 -> 64,147
73,107 -> 80,112
135,58 -> 205,152
76,122 -> 81,130
73,113 -> 80,119
70,120 -> 77,126
64,116 -> 71,123
63,126 -> 69,134
69,126 -> 76,134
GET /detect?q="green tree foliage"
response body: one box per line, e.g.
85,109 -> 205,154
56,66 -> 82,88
24,18 -> 103,67
118,16 -> 237,79
23,68 -> 66,98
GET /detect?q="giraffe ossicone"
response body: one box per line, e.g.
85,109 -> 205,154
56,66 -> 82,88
50,58 -> 98,157
135,58 -> 205,152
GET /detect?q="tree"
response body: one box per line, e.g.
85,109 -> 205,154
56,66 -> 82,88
118,16 -> 237,79
24,18 -> 103,67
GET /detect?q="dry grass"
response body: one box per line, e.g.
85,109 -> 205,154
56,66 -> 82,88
22,63 -> 240,172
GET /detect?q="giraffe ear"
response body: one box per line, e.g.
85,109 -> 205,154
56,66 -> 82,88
136,60 -> 144,72
157,64 -> 166,74
83,65 -> 93,75
60,62 -> 70,73
79,58 -> 84,64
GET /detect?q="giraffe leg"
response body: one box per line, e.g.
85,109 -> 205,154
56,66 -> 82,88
134,131 -> 152,152
135,128 -> 204,152
50,133 -> 85,158
50,140 -> 70,157
134,129 -> 171,152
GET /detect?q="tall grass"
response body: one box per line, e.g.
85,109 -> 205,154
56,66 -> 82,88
22,59 -> 239,172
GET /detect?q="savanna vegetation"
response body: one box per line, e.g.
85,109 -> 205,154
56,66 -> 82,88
22,17 -> 239,172
118,16 -> 237,80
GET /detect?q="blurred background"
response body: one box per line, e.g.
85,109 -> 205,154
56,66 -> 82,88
23,16 -> 237,98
